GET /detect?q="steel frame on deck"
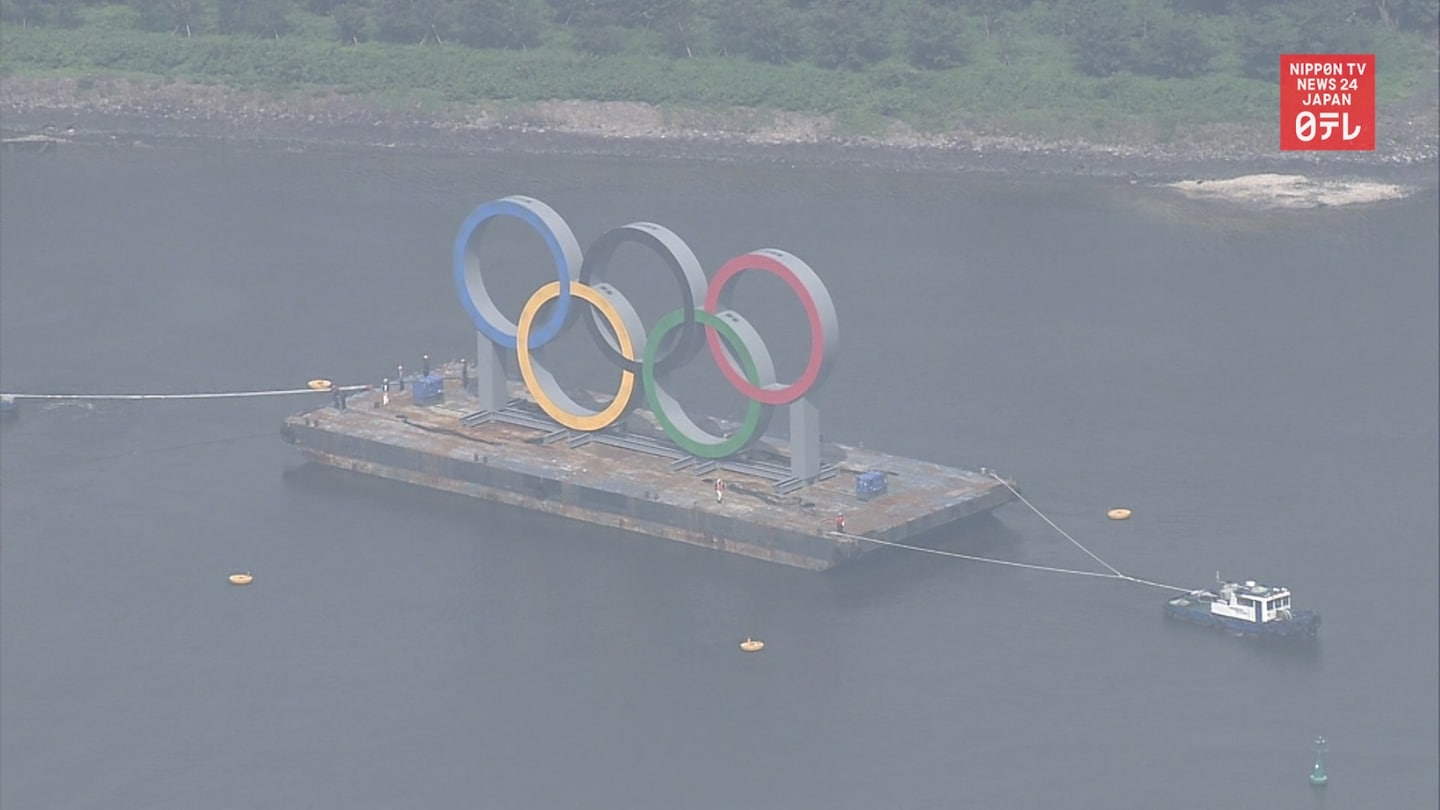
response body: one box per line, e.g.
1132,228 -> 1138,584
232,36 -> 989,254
460,405 -> 837,493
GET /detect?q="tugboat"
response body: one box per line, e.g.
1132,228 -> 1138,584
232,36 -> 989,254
1165,575 -> 1319,640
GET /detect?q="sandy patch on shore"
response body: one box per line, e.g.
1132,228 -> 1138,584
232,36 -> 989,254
3,75 -> 1437,183
1165,173 -> 1418,208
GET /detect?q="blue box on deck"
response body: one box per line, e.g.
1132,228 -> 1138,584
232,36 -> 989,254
856,470 -> 888,500
413,374 -> 445,405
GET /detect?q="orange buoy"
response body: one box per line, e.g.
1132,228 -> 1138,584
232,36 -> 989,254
307,379 -> 334,391
740,638 -> 765,652
1107,508 -> 1132,520
228,572 -> 254,585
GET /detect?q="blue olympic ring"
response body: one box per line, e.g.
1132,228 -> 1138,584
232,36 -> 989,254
452,196 -> 581,349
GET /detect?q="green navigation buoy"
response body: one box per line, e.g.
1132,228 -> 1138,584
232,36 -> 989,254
1309,736 -> 1328,787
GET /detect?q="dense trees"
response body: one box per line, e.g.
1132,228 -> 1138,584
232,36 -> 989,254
1054,0 -> 1216,78
2,0 -> 1433,79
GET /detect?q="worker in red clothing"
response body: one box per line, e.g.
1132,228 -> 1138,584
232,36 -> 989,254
835,513 -> 846,533
715,478 -> 725,503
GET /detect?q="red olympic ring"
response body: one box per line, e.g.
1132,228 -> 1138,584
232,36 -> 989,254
705,249 -> 837,406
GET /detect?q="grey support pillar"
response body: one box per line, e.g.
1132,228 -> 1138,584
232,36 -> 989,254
789,395 -> 820,482
476,334 -> 508,412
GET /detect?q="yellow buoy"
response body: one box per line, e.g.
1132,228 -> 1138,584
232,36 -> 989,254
228,572 -> 254,585
1107,508 -> 1132,520
740,638 -> 765,652
307,379 -> 334,391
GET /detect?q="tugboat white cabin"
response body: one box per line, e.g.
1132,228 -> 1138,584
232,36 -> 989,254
1164,575 -> 1320,640
1209,580 -> 1296,624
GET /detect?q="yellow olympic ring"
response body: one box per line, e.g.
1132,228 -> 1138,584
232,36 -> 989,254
516,281 -> 638,431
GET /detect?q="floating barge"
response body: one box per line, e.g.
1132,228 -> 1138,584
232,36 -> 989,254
281,363 -> 1018,571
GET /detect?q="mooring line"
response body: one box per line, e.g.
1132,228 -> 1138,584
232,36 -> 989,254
830,472 -> 1197,594
828,531 -> 1124,580
0,385 -> 368,401
988,473 -> 1125,578
1115,574 -> 1193,593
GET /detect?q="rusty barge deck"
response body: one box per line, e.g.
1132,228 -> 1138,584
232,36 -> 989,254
281,364 -> 1017,570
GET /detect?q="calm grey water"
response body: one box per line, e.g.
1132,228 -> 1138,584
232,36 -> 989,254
1,142 -> 1436,810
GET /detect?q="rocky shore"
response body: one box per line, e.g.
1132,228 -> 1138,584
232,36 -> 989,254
3,75 -> 1437,192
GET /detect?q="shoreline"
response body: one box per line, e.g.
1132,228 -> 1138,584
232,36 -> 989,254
3,75 -> 1437,190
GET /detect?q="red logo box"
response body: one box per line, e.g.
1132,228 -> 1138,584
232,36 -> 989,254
1280,54 -> 1375,151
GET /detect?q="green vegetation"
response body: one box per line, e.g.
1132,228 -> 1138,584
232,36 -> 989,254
1,0 -> 1435,141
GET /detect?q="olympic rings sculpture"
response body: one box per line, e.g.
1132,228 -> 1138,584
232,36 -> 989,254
453,196 -> 839,460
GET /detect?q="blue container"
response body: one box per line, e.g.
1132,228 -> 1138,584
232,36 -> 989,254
413,374 -> 445,405
856,470 -> 888,500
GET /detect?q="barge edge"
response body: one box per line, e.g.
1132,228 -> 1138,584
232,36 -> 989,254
280,369 -> 1019,572
295,446 -> 848,570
